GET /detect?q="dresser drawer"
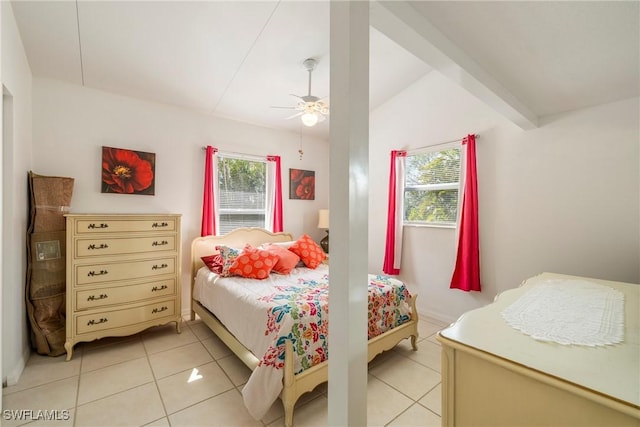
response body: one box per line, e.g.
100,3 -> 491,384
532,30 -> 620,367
76,299 -> 176,334
75,257 -> 176,286
75,278 -> 176,310
73,218 -> 177,234
75,235 -> 176,258
65,213 -> 182,361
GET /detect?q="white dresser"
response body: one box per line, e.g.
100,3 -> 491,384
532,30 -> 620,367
64,214 -> 182,360
438,272 -> 639,426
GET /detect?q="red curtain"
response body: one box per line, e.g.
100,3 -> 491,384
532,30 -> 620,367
267,155 -> 284,232
383,150 -> 406,275
201,146 -> 217,236
450,134 -> 481,291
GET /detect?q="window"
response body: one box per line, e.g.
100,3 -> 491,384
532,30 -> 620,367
404,147 -> 461,226
216,155 -> 267,235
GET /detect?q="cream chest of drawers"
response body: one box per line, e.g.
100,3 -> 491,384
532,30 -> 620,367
64,214 -> 182,360
437,273 -> 639,426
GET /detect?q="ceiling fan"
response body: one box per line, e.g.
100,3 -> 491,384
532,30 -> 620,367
272,58 -> 329,127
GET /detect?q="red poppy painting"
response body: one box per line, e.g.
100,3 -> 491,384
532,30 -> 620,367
101,146 -> 155,195
289,168 -> 315,200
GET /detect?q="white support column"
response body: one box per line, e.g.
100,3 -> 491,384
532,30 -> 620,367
328,1 -> 370,426
0,2 -> 3,402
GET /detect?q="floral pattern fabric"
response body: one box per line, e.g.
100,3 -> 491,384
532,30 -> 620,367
196,264 -> 414,420
257,273 -> 412,375
215,245 -> 242,277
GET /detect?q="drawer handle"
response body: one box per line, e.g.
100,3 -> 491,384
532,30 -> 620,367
87,293 -> 108,301
152,222 -> 169,228
152,240 -> 168,247
87,317 -> 108,326
87,243 -> 109,250
151,285 -> 168,292
87,223 -> 109,229
88,269 -> 109,277
152,263 -> 168,270
152,306 -> 168,314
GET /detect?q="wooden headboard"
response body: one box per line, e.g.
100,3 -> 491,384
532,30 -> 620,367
190,227 -> 295,283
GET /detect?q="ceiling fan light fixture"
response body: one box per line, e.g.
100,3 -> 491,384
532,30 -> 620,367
272,57 -> 328,127
301,112 -> 319,127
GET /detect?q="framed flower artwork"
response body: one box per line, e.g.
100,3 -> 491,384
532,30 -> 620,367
289,168 -> 315,200
101,146 -> 156,195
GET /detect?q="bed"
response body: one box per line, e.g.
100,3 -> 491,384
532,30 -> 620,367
190,227 -> 419,426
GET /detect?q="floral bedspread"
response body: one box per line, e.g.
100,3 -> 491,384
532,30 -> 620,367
241,271 -> 412,419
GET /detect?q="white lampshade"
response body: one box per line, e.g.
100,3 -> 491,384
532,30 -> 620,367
317,209 -> 329,229
301,112 -> 318,127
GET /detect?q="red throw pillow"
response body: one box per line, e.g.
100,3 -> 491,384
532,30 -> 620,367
288,234 -> 326,269
201,254 -> 223,274
229,244 -> 279,280
262,243 -> 301,274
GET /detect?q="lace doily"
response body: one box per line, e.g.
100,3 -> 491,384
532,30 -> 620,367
501,279 -> 624,346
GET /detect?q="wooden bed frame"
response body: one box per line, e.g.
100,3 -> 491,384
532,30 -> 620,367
190,228 -> 419,426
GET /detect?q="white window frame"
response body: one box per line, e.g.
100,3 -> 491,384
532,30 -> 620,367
403,144 -> 461,229
215,152 -> 269,235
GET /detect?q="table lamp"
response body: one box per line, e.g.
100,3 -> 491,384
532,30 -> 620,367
317,209 -> 329,253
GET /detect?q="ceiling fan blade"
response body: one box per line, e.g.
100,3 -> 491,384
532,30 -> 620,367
270,105 -> 297,109
272,59 -> 327,123
285,111 -> 304,120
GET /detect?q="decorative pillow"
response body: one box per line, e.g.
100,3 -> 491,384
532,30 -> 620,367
288,234 -> 326,269
262,243 -> 301,275
270,240 -> 296,249
216,245 -> 242,277
201,254 -> 223,274
229,244 -> 279,280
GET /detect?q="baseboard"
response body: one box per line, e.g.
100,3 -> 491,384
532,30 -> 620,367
418,309 -> 457,326
3,346 -> 30,387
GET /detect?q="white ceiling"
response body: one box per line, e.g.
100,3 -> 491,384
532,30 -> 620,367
10,1 -> 639,138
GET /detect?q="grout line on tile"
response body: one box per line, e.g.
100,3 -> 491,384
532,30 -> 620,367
383,401 -> 433,427
415,381 -> 441,404
390,345 -> 442,376
73,351 -> 84,426
76,379 -> 156,409
368,367 -> 435,404
383,401 -> 412,427
143,330 -> 171,421
10,319 -> 441,427
152,323 -> 241,418
145,416 -> 171,427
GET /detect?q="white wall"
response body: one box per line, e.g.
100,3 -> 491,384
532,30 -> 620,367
6,16 -> 640,384
32,78 -> 330,319
370,72 -> 640,323
2,1 -> 34,385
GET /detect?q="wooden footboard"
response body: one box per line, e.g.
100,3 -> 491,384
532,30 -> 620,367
192,294 -> 419,427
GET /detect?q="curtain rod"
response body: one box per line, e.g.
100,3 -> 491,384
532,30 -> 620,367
409,134 -> 479,152
202,134 -> 479,157
201,146 -> 267,161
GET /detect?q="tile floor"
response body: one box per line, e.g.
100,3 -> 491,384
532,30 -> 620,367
2,316 -> 447,427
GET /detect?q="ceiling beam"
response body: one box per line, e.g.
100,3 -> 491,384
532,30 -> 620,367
370,1 -> 538,130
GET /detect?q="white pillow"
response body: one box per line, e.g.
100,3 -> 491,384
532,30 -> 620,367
262,240 -> 296,249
